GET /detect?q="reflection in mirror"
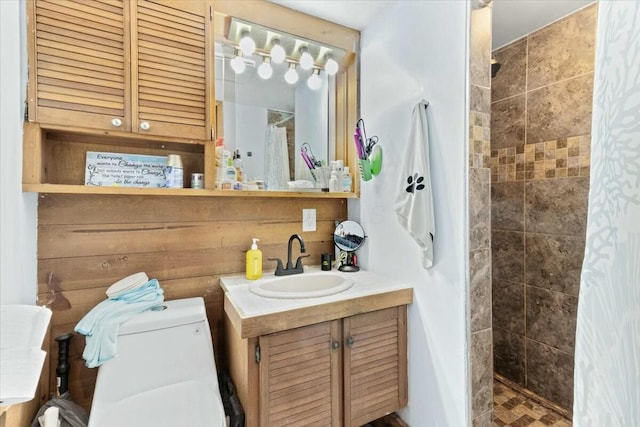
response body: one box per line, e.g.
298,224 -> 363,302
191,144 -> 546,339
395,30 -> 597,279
215,40 -> 335,191
334,220 -> 366,252
334,220 -> 365,272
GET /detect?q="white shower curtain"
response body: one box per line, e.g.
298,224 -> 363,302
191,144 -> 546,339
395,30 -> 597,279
264,125 -> 290,191
573,1 -> 640,425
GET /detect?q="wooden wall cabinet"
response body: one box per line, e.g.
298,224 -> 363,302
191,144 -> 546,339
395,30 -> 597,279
27,0 -> 213,141
227,306 -> 408,427
23,0 -> 360,197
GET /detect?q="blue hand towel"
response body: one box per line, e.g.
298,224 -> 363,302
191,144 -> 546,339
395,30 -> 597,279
75,279 -> 164,368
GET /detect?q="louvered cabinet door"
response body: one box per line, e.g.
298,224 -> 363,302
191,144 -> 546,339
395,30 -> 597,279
28,0 -> 130,131
259,320 -> 342,427
343,306 -> 408,427
131,0 -> 212,140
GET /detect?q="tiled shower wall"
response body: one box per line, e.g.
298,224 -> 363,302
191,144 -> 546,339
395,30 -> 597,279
490,4 -> 596,412
469,4 -> 492,426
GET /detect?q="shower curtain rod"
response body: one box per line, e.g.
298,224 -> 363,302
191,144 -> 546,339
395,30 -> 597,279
272,114 -> 294,126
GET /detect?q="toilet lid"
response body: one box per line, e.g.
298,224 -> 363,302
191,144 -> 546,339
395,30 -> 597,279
89,380 -> 226,427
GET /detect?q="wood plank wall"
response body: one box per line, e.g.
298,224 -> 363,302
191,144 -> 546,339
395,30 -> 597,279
37,193 -> 346,411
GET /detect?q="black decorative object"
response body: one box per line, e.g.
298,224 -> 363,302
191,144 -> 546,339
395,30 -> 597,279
55,333 -> 73,396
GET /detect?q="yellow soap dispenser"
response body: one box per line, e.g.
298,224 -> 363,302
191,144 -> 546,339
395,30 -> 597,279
245,238 -> 262,280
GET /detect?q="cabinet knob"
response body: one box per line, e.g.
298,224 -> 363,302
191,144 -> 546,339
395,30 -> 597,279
331,341 -> 340,350
111,118 -> 122,127
139,121 -> 150,131
346,336 -> 355,347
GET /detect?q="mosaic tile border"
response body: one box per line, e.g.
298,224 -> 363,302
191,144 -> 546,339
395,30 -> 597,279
491,135 -> 590,182
470,110 -> 491,169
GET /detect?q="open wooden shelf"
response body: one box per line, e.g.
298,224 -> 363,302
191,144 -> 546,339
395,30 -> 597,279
23,183 -> 358,198
23,121 -> 360,199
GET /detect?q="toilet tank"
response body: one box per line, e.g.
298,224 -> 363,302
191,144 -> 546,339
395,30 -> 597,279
89,297 -> 226,427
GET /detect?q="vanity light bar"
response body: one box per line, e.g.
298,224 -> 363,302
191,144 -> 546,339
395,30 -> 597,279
226,17 -> 345,76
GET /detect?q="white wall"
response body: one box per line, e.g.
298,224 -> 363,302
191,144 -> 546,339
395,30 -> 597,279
232,103 -> 268,180
295,73 -> 328,179
357,1 -> 470,425
0,0 -> 39,305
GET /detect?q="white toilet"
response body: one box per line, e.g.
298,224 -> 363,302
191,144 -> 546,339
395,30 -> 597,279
88,297 -> 226,427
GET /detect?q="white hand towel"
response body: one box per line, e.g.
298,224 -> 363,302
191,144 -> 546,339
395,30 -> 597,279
394,101 -> 435,269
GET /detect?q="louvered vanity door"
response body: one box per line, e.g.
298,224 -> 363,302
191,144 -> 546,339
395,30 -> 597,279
259,320 -> 342,426
343,306 -> 408,427
28,0 -> 131,131
131,0 -> 212,140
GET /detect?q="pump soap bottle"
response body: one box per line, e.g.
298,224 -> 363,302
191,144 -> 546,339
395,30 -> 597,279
245,238 -> 262,280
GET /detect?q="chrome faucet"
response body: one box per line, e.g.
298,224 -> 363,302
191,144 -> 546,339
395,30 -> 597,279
269,234 -> 310,276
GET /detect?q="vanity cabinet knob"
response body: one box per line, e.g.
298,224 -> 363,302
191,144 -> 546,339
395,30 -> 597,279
111,118 -> 122,127
139,121 -> 150,131
346,336 -> 355,347
331,341 -> 340,350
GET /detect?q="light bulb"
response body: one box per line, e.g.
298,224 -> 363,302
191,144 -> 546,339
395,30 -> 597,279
307,70 -> 321,90
230,54 -> 246,74
325,57 -> 339,76
270,39 -> 286,63
299,46 -> 313,70
284,63 -> 298,84
239,31 -> 256,56
258,57 -> 272,79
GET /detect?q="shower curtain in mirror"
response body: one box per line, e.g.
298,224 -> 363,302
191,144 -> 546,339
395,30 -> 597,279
264,125 -> 290,190
573,1 -> 640,425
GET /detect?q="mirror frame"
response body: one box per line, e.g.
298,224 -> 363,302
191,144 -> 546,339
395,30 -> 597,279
212,0 -> 360,195
333,220 -> 366,252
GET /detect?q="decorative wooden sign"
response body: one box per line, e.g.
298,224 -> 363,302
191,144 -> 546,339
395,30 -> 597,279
85,152 -> 167,188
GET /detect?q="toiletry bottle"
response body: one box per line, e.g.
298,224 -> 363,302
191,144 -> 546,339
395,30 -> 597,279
224,157 -> 237,183
218,149 -> 231,186
329,170 -> 340,192
245,238 -> 262,280
215,137 -> 224,166
233,150 -> 244,182
166,154 -> 183,188
342,166 -> 352,192
215,137 -> 224,187
334,160 -> 344,184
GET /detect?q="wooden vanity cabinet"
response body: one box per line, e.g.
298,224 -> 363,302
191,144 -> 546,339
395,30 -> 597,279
228,305 -> 408,427
259,320 -> 342,426
342,307 -> 408,426
27,0 -> 213,141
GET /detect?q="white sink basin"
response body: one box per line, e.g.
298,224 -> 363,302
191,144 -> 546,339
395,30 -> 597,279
249,272 -> 354,299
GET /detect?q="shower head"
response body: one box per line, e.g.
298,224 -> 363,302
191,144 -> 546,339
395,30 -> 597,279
491,59 -> 501,78
476,0 -> 492,8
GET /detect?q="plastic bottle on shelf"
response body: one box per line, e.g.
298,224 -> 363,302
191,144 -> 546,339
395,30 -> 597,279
215,137 -> 226,187
220,157 -> 235,191
342,166 -> 352,193
233,149 -> 244,183
218,150 -> 231,187
329,170 -> 340,192
215,137 -> 224,164
333,160 -> 343,190
166,154 -> 183,188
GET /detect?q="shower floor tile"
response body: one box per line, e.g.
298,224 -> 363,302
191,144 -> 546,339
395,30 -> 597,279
493,380 -> 571,426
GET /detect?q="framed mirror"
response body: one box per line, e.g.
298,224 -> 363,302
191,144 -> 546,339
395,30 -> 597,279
215,42 -> 333,190
334,220 -> 365,272
212,2 -> 360,194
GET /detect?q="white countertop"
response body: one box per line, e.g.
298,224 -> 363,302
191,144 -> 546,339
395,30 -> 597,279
221,267 -> 413,321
